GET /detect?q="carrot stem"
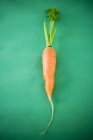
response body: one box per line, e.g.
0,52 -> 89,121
51,28 -> 56,44
44,21 -> 49,46
50,21 -> 54,45
39,96 -> 54,135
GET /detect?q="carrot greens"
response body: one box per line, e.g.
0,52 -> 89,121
44,8 -> 60,47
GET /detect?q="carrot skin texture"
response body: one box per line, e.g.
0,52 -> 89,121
42,47 -> 56,98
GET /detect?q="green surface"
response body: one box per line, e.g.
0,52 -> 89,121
0,0 -> 93,140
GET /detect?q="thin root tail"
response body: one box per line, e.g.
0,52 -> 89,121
39,96 -> 54,135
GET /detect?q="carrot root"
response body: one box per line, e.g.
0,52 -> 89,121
39,96 -> 54,135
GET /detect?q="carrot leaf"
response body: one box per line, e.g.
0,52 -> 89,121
46,8 -> 60,21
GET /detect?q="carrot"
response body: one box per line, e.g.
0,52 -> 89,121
39,8 -> 60,135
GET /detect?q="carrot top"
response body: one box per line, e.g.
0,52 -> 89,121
46,8 -> 60,21
44,8 -> 60,47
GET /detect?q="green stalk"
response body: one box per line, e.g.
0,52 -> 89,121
51,28 -> 56,44
44,21 -> 49,46
44,21 -> 56,47
50,21 -> 54,45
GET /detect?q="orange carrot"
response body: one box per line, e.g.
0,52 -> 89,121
41,47 -> 56,135
42,47 -> 56,98
39,8 -> 60,135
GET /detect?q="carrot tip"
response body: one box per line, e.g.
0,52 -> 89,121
39,96 -> 54,135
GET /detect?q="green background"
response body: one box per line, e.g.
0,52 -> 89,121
0,0 -> 93,140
